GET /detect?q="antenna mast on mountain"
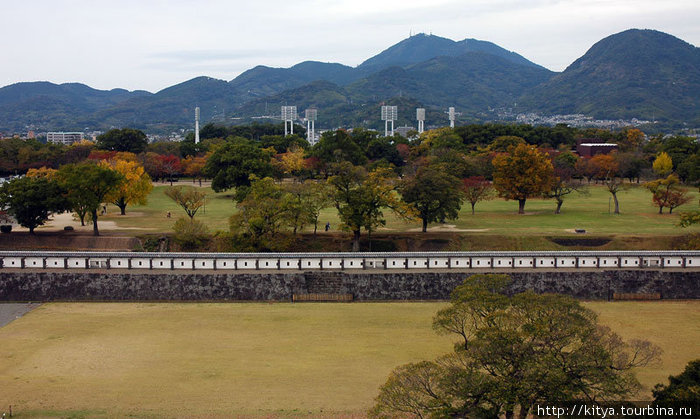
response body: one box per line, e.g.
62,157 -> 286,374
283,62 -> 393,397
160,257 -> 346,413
381,105 -> 397,137
281,106 -> 297,136
194,107 -> 200,144
416,108 -> 425,133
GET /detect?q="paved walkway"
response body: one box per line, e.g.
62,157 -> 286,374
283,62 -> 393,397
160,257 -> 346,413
0,303 -> 40,328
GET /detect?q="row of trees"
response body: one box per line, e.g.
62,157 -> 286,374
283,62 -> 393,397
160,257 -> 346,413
1,123 -> 697,245
0,154 -> 153,235
158,124 -> 699,251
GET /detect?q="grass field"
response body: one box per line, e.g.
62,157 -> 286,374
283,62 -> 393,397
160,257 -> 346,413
0,301 -> 697,418
101,182 -> 699,237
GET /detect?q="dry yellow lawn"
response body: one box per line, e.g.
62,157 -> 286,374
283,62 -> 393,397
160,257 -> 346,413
0,301 -> 697,418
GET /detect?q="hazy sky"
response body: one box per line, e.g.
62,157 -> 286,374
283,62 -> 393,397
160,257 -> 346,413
1,0 -> 698,93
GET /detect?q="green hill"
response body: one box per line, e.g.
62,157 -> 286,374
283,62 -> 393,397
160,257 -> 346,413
518,29 -> 700,125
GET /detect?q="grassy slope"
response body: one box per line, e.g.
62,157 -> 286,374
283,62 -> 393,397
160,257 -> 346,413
0,301 -> 697,418
104,182 -> 699,237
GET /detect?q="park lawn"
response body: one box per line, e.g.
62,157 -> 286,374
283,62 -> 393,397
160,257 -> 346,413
101,182 -> 238,232
0,301 -> 697,418
106,182 -> 700,238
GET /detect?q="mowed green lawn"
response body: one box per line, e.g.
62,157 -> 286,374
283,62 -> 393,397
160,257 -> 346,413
0,301 -> 697,418
102,182 -> 699,236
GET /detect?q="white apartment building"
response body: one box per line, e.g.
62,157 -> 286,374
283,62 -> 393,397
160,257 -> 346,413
46,132 -> 83,145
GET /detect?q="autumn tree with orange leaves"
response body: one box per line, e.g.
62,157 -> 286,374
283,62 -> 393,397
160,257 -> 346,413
492,144 -> 554,214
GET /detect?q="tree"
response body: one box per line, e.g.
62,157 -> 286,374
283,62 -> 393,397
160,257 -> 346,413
590,153 -> 625,214
277,146 -> 308,181
96,128 -> 148,153
401,165 -> 463,232
140,152 -> 165,182
420,127 -> 466,152
0,177 -> 69,234
26,166 -> 59,180
158,154 -> 182,185
616,152 -> 647,183
181,154 -> 208,186
492,144 -> 554,214
260,134 -> 309,154
282,181 -> 316,235
101,159 -> 153,215
652,152 -> 674,177
58,162 -> 124,236
462,176 -> 494,215
164,186 -> 206,220
367,137 -> 405,168
310,129 -> 367,168
663,136 -> 698,171
204,137 -> 275,192
305,181 -> 333,235
544,156 -> 587,214
619,128 -> 645,152
653,359 -> 700,406
328,163 -> 413,251
229,176 -> 290,250
644,174 -> 691,214
371,275 -> 661,419
676,153 -> 700,184
172,217 -> 210,251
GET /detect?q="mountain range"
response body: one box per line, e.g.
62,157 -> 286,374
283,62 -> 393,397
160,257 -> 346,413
0,29 -> 698,134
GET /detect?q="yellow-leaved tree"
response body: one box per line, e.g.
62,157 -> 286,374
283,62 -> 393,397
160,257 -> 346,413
26,166 -> 59,180
492,143 -> 554,214
100,159 -> 153,215
279,146 -> 307,180
652,152 -> 673,177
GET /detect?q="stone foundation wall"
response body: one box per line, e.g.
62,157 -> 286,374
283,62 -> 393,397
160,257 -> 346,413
0,270 -> 697,301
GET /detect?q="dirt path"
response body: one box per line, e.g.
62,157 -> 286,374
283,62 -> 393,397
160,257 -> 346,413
15,212 -> 146,233
0,303 -> 40,328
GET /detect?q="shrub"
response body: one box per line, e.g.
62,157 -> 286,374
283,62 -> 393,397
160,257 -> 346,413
173,217 -> 210,251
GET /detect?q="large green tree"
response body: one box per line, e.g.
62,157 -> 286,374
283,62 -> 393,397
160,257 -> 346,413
401,164 -> 463,232
371,275 -> 660,419
0,177 -> 69,234
229,176 -> 290,251
328,162 -> 412,251
204,137 -> 275,193
58,162 -> 123,236
653,359 -> 700,406
492,144 -> 554,214
96,128 -> 148,153
311,130 -> 367,168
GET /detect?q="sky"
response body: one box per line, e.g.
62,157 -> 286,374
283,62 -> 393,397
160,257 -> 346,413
1,0 -> 698,93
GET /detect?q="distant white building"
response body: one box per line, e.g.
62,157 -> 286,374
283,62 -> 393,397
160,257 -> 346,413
47,132 -> 83,145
